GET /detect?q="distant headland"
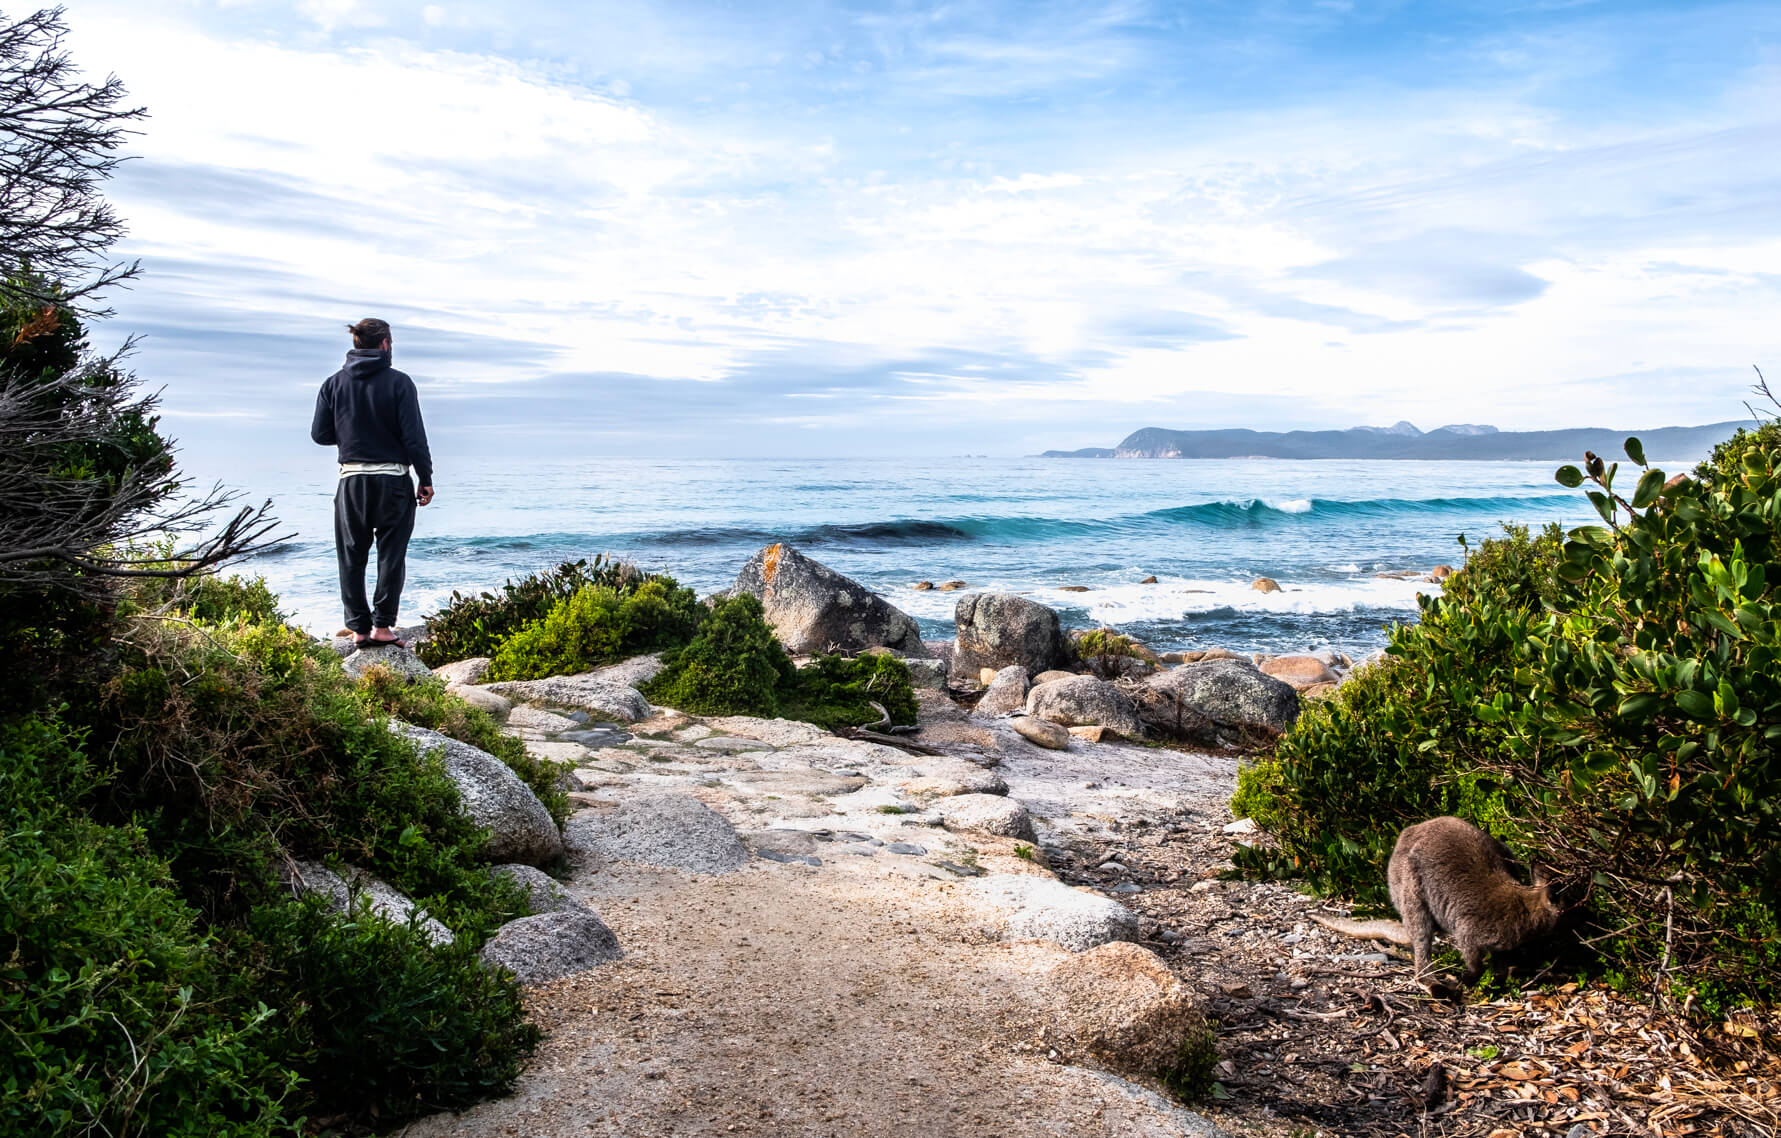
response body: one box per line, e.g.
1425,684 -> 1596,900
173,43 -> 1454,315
1041,419 -> 1747,461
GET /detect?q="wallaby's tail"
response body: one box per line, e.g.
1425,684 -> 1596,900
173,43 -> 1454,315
1312,915 -> 1410,945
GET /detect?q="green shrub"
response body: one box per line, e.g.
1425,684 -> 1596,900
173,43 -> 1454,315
133,570 -> 286,625
484,577 -> 703,683
417,555 -> 648,667
642,593 -> 792,717
1077,628 -> 1140,658
97,619 -> 526,936
247,896 -> 538,1126
357,668 -> 571,827
1696,417 -> 1781,485
781,652 -> 918,732
1237,434 -> 1781,1008
1077,627 -> 1144,680
640,595 -> 918,729
0,717 -> 295,1138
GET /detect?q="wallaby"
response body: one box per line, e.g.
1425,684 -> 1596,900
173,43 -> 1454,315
1312,816 -> 1566,990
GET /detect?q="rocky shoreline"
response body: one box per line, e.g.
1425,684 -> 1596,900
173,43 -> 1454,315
317,543 -> 1492,1137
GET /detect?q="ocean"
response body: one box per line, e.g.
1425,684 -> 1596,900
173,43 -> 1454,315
235,457 -> 1608,657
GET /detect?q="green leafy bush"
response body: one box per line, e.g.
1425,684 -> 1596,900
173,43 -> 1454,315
642,593 -> 793,717
484,576 -> 702,683
642,595 -> 918,729
246,896 -> 538,1126
133,569 -> 286,625
1076,627 -> 1145,680
1077,628 -> 1140,658
97,619 -> 527,935
1696,417 -> 1781,486
417,555 -> 648,667
1236,435 -> 1781,1009
781,652 -> 918,731
0,717 -> 295,1138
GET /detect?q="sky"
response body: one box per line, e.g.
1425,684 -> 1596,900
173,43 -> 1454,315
58,0 -> 1781,465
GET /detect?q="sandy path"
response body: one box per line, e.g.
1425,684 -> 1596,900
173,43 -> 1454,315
402,688 -> 1233,1137
405,858 -> 1222,1137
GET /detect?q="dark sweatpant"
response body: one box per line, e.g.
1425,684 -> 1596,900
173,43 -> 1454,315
334,473 -> 416,635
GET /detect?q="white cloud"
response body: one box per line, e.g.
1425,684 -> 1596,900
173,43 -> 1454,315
56,0 -> 1781,459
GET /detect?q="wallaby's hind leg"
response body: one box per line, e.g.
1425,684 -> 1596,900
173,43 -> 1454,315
1389,855 -> 1437,982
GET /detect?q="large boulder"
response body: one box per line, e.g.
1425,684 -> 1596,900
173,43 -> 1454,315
974,665 -> 1030,717
451,685 -> 512,720
1131,659 -> 1298,746
904,656 -> 949,690
732,544 -> 928,656
953,594 -> 1071,677
1025,675 -> 1147,741
564,793 -> 748,874
390,724 -> 563,865
491,863 -> 580,914
970,876 -> 1139,952
284,860 -> 453,946
583,653 -> 665,690
936,793 -> 1035,840
479,909 -> 622,984
433,656 -> 492,686
483,674 -> 652,721
342,643 -> 434,683
1043,942 -> 1214,1086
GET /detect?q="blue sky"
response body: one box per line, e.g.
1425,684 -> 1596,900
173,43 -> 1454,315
63,0 -> 1781,467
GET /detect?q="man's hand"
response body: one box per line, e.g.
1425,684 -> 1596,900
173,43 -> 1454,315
417,485 -> 435,507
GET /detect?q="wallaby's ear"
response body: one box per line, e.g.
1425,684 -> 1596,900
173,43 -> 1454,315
1532,863 -> 1553,888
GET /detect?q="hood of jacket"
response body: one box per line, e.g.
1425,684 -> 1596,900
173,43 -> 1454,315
340,347 -> 391,381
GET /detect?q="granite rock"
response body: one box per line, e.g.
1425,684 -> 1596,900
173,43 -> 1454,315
391,723 -> 563,864
479,909 -> 622,984
1024,675 -> 1147,741
953,593 -> 1072,677
732,543 -> 929,656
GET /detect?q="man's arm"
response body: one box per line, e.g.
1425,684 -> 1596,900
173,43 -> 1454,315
396,376 -> 434,499
310,380 -> 337,446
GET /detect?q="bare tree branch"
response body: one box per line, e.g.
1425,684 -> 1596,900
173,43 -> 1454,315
0,8 -> 145,315
0,362 -> 292,595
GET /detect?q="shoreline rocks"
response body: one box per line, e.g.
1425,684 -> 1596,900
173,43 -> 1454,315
972,876 -> 1140,952
1043,942 -> 1211,1084
484,674 -> 652,722
975,665 -> 1030,717
1257,654 -> 1339,692
343,642 -> 433,682
1012,715 -> 1071,750
391,723 -> 564,865
480,909 -> 622,984
566,793 -> 749,874
1025,675 -> 1147,741
1128,659 -> 1298,747
733,543 -> 930,657
953,593 -> 1072,678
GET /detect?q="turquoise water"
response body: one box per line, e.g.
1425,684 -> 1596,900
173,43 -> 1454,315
237,457 -> 1607,655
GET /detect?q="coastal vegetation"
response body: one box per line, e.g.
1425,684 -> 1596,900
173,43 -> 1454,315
425,574 -> 920,732
0,14 -> 544,1131
416,555 -> 648,669
1235,425 -> 1781,1013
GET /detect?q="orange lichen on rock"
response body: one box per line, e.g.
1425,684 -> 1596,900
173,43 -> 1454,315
761,542 -> 783,585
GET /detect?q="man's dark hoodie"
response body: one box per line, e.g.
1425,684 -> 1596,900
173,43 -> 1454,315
311,348 -> 433,487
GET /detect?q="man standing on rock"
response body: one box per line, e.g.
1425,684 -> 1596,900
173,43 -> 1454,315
311,317 -> 434,648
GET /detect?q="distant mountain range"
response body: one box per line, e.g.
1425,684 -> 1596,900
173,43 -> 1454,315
1042,420 -> 1748,461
